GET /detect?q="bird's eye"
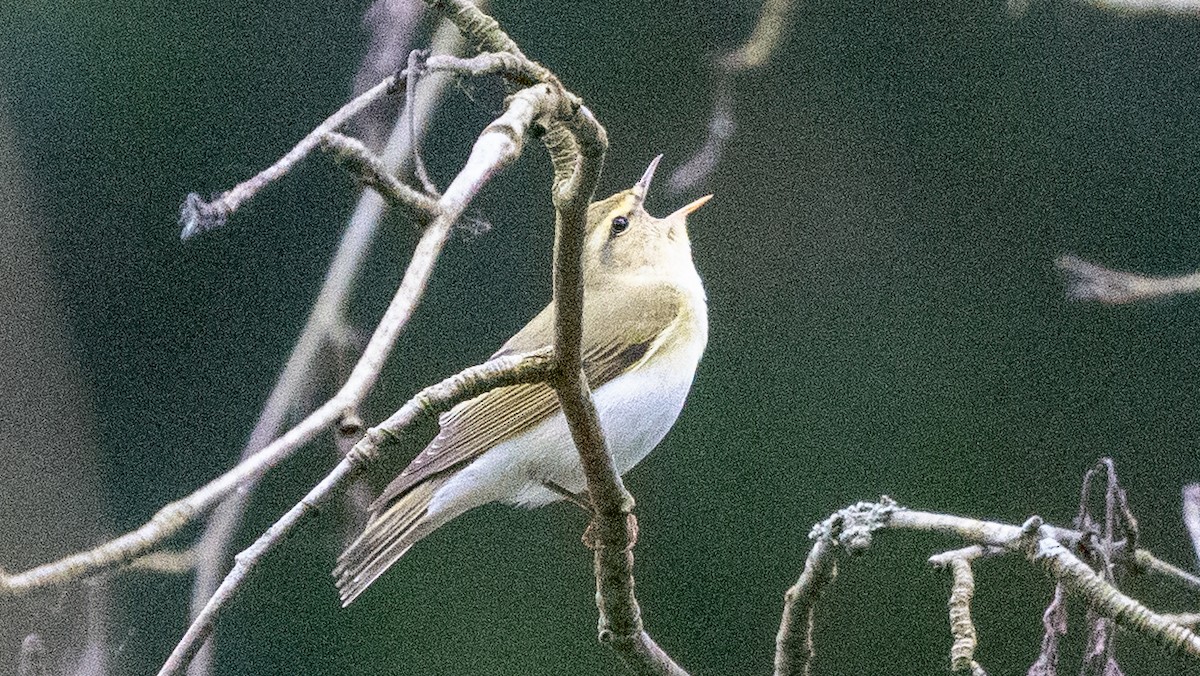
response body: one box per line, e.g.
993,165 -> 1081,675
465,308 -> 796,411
610,216 -> 629,234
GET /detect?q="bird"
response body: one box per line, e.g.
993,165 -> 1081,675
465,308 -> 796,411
334,156 -> 711,605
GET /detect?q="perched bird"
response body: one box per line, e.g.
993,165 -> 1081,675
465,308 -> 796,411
334,156 -> 711,605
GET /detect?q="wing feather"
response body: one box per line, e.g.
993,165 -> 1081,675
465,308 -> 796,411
370,283 -> 684,510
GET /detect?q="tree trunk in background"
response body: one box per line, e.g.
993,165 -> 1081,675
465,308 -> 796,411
0,96 -> 109,675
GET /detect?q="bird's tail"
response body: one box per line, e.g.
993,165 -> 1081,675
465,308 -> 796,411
333,475 -> 451,606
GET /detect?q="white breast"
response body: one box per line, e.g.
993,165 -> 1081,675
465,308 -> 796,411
427,304 -> 707,515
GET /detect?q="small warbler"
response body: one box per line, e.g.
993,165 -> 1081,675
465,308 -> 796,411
335,156 -> 711,604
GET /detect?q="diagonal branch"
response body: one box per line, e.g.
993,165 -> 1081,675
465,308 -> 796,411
0,193 -> 449,596
156,69 -> 568,675
178,75 -> 400,240
157,350 -> 556,676
185,23 -> 467,675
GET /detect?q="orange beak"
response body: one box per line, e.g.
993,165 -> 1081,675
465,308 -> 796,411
671,194 -> 713,219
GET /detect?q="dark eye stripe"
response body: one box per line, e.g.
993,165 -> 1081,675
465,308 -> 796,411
611,216 -> 629,234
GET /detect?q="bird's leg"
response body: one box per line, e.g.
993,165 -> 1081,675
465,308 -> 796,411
542,480 -> 593,513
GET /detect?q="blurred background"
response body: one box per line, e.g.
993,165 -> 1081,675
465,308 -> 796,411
3,0 -> 1200,673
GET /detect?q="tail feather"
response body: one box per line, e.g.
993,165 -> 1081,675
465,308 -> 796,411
334,476 -> 450,606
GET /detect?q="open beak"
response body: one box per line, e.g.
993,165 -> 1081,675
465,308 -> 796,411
632,155 -> 663,210
669,194 -> 713,219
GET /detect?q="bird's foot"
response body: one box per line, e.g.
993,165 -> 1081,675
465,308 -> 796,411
542,480 -> 593,513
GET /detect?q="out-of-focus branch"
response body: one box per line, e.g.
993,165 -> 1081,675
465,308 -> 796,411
1183,484 -> 1200,568
161,43 -> 574,666
0,94 -> 109,676
185,21 -> 466,676
128,550 -> 197,575
1032,534 -> 1200,656
722,0 -> 796,73
1010,0 -> 1200,16
1,108 -> 448,597
18,634 -> 48,676
157,351 -> 556,676
0,209 -> 442,595
1029,583 -> 1069,676
353,0 -> 428,148
669,0 -> 795,194
1056,254 -> 1200,304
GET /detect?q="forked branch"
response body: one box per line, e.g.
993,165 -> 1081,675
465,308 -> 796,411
775,488 -> 1200,676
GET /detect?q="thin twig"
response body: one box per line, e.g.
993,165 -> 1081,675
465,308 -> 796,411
319,131 -> 441,215
1,135 -> 452,597
159,71 -> 564,673
184,19 -> 468,676
774,535 -> 838,676
1028,583 -> 1068,676
407,49 -> 438,195
775,497 -> 1200,675
1030,532 -> 1200,658
157,352 -> 556,676
179,76 -> 399,240
1130,549 -> 1200,596
938,556 -> 988,675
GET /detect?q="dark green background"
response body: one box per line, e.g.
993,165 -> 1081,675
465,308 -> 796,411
3,0 -> 1200,673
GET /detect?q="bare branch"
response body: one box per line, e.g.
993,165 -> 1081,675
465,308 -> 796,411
179,76 -> 399,239
185,23 -> 467,674
18,634 -> 49,676
1030,532 -> 1200,658
1028,583 -> 1068,676
157,351 -> 555,676
929,545 -> 1005,566
1129,549 -> 1200,597
412,1 -> 685,673
937,555 -> 988,676
405,48 -> 439,194
425,51 -> 545,84
1010,0 -> 1200,16
1161,613 -> 1200,629
159,56 -> 572,669
319,130 -> 440,215
541,40 -> 691,676
1,165 -> 451,597
427,0 -> 557,85
126,550 -> 197,575
352,0 -> 426,147
774,533 -> 838,676
777,496 -> 1200,675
